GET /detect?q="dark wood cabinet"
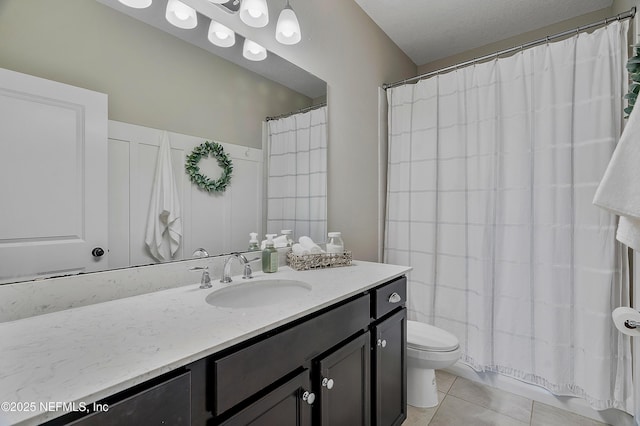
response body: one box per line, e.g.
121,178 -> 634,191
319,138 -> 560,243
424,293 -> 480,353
373,308 -> 407,426
211,295 -> 370,416
65,371 -> 191,426
219,370 -> 312,426
315,332 -> 371,426
48,275 -> 407,426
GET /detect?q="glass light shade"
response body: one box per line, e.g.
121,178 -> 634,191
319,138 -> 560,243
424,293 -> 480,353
243,39 -> 267,61
239,0 -> 269,28
276,6 -> 301,45
207,0 -> 227,3
208,21 -> 235,48
166,0 -> 198,29
118,0 -> 152,8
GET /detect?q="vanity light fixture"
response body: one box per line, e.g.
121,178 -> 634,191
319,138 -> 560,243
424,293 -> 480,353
118,0 -> 152,8
208,20 -> 236,47
275,1 -> 301,45
239,0 -> 269,28
243,39 -> 267,61
166,0 -> 198,29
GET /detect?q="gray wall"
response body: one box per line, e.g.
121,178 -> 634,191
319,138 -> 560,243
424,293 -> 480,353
187,0 -> 419,261
0,0 -> 312,150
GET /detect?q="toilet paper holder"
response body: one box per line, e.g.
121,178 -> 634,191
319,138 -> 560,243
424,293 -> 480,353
626,319 -> 640,329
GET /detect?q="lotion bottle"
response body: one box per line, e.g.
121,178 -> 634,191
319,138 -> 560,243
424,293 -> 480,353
262,234 -> 278,273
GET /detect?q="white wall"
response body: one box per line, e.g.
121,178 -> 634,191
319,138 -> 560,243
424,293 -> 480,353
107,121 -> 262,269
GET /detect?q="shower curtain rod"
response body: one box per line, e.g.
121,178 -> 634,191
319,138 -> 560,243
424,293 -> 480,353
383,7 -> 636,90
266,102 -> 327,121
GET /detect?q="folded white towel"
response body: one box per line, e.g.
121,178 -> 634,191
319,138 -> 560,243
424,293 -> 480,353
144,131 -> 182,261
273,235 -> 289,246
594,103 -> 640,250
292,243 -> 310,256
299,236 -> 324,254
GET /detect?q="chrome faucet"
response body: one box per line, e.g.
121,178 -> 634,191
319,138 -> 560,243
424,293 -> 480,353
221,253 -> 259,283
192,248 -> 209,258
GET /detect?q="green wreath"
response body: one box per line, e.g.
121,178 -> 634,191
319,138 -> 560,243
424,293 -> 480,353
185,141 -> 233,193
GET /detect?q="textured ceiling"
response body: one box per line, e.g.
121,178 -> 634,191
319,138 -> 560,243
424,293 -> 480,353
354,0 -> 614,66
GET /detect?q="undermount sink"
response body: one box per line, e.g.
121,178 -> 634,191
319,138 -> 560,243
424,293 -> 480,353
205,279 -> 312,308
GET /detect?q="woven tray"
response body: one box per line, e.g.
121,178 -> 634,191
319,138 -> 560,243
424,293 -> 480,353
286,250 -> 352,271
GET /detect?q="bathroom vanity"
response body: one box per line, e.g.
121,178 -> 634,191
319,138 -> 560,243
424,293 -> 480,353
0,261 -> 410,426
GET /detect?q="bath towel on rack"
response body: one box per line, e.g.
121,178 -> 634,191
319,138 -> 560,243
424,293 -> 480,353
145,131 -> 182,261
594,102 -> 640,250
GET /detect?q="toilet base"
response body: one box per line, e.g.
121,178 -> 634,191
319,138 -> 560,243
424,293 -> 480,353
407,367 -> 439,408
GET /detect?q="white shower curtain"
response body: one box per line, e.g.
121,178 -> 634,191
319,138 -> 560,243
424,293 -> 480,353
267,106 -> 327,242
385,21 -> 632,412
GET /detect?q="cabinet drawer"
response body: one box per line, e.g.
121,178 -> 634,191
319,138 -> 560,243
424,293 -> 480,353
372,276 -> 406,319
212,295 -> 370,415
67,371 -> 191,426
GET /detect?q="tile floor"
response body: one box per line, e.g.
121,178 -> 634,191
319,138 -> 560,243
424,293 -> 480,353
402,371 -> 608,426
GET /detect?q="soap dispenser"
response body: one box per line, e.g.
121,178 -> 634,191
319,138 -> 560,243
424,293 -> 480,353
281,230 -> 294,247
262,234 -> 278,273
248,232 -> 260,251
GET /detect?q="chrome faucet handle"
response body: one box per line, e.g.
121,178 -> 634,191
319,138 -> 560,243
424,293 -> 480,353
242,257 -> 261,280
243,264 -> 253,279
200,268 -> 212,289
190,265 -> 212,289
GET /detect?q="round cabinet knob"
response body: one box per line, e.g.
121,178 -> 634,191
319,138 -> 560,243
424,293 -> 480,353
377,339 -> 387,348
302,391 -> 315,405
388,292 -> 402,303
91,247 -> 105,258
322,377 -> 335,390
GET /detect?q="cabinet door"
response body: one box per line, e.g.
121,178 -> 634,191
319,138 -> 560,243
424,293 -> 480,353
316,332 -> 371,426
373,308 -> 407,426
219,370 -> 312,426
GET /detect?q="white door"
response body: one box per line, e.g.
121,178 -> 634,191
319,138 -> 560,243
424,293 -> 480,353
0,68 -> 108,283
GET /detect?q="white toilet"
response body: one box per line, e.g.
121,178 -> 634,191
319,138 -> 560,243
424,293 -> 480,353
407,320 -> 461,408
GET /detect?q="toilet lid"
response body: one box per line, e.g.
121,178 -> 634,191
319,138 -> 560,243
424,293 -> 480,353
407,320 -> 460,352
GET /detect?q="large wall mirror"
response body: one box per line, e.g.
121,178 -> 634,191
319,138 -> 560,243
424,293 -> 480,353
0,0 -> 327,285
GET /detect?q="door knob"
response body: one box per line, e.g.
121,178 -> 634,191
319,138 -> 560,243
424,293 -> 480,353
302,391 -> 315,405
322,377 -> 334,390
91,247 -> 105,258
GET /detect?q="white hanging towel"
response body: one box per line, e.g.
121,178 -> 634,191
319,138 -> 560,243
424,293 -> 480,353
145,131 -> 182,261
593,103 -> 640,251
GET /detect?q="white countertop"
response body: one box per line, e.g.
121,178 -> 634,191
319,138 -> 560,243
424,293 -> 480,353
0,261 -> 410,425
